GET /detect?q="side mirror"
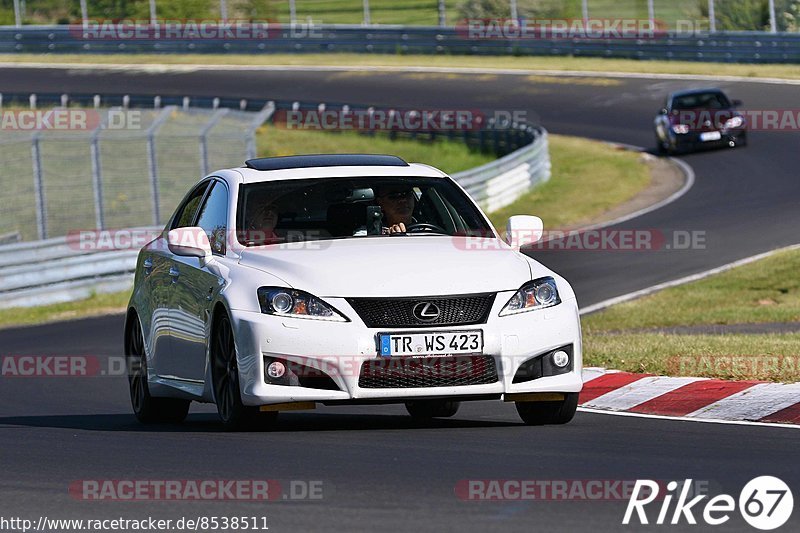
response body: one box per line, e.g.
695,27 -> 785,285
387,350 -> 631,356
168,227 -> 212,259
732,99 -> 743,107
505,215 -> 544,249
659,108 -> 668,115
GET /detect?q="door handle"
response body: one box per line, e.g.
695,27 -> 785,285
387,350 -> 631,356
143,258 -> 153,275
169,266 -> 180,281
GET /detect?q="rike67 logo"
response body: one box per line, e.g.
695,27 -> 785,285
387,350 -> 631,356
624,476 -> 793,530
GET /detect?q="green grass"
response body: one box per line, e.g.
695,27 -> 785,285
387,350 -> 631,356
586,333 -> 800,382
487,134 -> 651,230
0,290 -> 131,330
256,123 -> 494,174
5,53 -> 800,81
584,247 -> 800,331
583,247 -> 800,382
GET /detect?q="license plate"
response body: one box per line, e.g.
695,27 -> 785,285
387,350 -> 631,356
700,131 -> 722,142
379,330 -> 483,357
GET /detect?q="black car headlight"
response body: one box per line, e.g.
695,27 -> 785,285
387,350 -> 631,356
257,287 -> 349,322
499,277 -> 561,316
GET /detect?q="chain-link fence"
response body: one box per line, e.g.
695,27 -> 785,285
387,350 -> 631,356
0,104 -> 272,242
2,1 -> 799,32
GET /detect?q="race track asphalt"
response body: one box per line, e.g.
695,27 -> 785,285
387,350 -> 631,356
1,65 -> 799,532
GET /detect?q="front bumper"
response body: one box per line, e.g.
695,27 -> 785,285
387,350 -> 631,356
672,128 -> 746,151
230,293 -> 582,406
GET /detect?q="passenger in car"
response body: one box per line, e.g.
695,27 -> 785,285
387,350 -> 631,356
245,201 -> 280,244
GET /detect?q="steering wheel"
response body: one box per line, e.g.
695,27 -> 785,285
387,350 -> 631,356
406,223 -> 447,234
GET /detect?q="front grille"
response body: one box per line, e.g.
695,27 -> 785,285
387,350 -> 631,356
358,355 -> 498,389
347,294 -> 495,328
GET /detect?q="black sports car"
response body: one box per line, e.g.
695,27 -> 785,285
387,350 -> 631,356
654,88 -> 747,155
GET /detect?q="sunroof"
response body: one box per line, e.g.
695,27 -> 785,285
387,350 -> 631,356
244,154 -> 409,171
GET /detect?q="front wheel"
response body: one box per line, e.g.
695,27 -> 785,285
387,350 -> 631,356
211,314 -> 277,431
515,393 -> 579,425
655,135 -> 667,155
405,400 -> 460,419
126,315 -> 190,424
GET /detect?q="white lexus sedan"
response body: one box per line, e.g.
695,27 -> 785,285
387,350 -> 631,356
125,154 -> 582,430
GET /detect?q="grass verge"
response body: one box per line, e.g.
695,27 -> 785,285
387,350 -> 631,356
255,123 -> 494,174
0,290 -> 131,330
583,247 -> 800,382
3,53 -> 800,81
487,135 -> 650,230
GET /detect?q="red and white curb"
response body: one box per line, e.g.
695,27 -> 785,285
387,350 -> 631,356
579,368 -> 800,427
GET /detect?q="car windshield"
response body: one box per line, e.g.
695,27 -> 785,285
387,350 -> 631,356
672,92 -> 731,110
237,176 -> 494,246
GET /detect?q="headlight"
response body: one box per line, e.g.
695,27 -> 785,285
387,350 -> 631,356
499,277 -> 561,316
725,116 -> 744,129
671,124 -> 690,134
257,287 -> 349,322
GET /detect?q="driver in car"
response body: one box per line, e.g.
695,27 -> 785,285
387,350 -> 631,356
375,184 -> 417,234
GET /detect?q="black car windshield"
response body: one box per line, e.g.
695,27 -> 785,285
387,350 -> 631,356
237,176 -> 494,246
672,92 -> 731,110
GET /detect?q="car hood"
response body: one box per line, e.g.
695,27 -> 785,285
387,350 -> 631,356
238,236 -> 543,297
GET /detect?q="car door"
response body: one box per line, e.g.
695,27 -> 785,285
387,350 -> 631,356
151,181 -> 210,381
169,179 -> 229,383
140,238 -> 173,369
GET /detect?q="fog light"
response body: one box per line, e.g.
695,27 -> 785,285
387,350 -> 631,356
552,350 -> 570,368
267,361 -> 286,379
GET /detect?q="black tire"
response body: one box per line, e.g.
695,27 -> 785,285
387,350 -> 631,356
515,393 -> 579,426
126,314 -> 190,424
655,135 -> 667,155
738,132 -> 748,147
211,314 -> 277,431
405,400 -> 460,419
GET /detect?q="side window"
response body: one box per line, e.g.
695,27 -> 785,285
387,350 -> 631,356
195,181 -> 228,255
172,183 -> 210,230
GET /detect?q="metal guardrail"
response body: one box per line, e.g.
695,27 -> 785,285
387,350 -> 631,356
0,111 -> 550,309
0,227 -> 160,308
2,26 -> 800,63
454,127 -> 550,213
